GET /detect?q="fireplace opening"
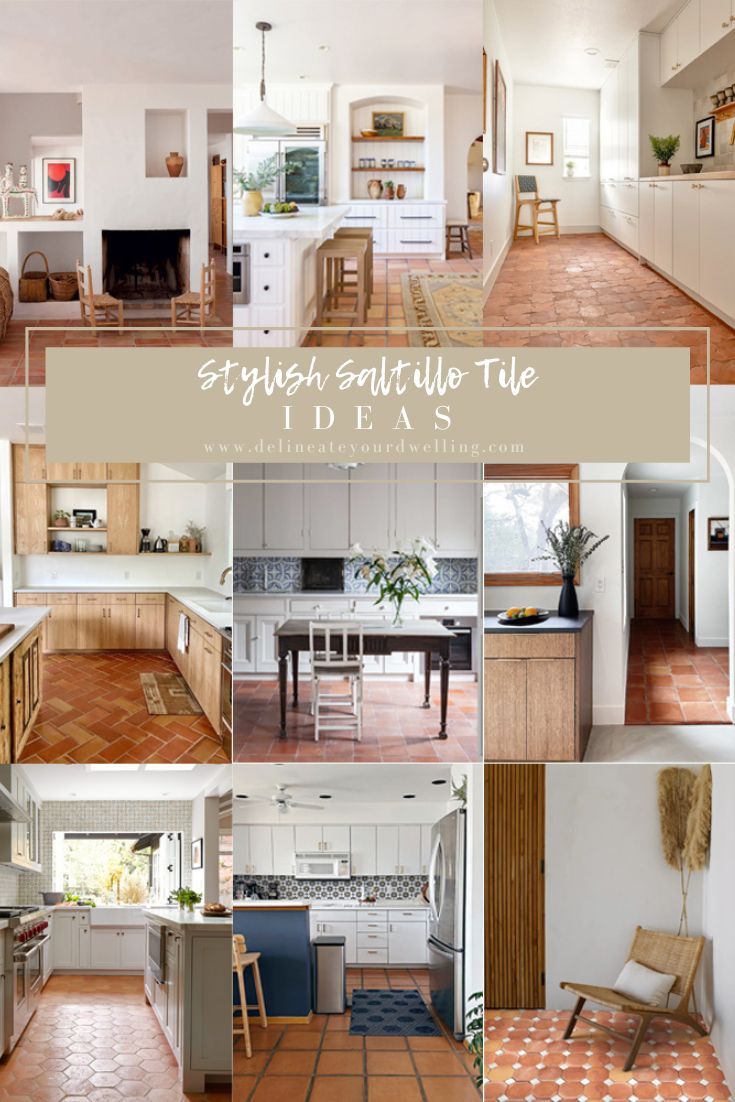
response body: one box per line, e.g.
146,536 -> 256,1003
102,229 -> 190,300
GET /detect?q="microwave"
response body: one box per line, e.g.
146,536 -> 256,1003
294,852 -> 350,880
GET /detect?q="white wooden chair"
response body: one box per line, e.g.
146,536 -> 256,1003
308,621 -> 364,742
75,261 -> 124,330
171,259 -> 216,331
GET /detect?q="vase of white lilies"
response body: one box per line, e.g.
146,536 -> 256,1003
351,537 -> 438,625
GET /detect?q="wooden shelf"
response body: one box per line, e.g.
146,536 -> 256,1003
352,135 -> 424,142
713,102 -> 735,122
351,167 -> 425,172
47,551 -> 107,555
48,527 -> 107,532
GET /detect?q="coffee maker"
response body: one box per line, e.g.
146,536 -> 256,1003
139,528 -> 151,553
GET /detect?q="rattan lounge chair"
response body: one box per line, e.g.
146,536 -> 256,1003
561,926 -> 707,1072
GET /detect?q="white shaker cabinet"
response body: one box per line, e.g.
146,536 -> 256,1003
308,469 -> 349,550
376,825 -> 399,874
436,464 -> 478,552
249,825 -> 274,875
700,181 -> 735,323
395,464 -> 436,545
652,182 -> 673,276
700,0 -> 734,53
271,825 -> 295,875
233,466 -> 265,551
672,182 -> 701,293
264,466 -> 305,550
638,182 -> 656,262
349,465 -> 392,550
89,927 -> 145,971
350,826 -> 377,876
388,916 -> 428,965
53,910 -> 90,969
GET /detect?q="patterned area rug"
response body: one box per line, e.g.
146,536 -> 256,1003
401,272 -> 482,347
349,988 -> 441,1036
140,672 -> 202,715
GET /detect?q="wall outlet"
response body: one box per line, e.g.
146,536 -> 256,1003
196,570 -> 202,581
595,576 -> 606,594
51,571 -> 58,580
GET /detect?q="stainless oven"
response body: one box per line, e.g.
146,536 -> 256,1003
11,927 -> 48,1050
147,921 -> 165,984
232,243 -> 250,305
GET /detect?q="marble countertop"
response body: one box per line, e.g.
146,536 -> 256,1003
234,205 -> 347,241
0,608 -> 49,662
639,171 -> 735,181
142,907 -> 231,929
14,586 -> 231,632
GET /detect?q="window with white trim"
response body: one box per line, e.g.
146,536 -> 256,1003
562,116 -> 591,178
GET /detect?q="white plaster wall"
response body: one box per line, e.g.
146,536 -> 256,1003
202,475 -> 232,592
444,93 -> 483,222
512,84 -> 600,232
691,474 -> 729,647
81,83 -> 230,287
454,763 -> 484,1007
703,765 -> 735,1094
0,93 -> 81,192
545,764 -> 705,1010
483,0 -> 514,289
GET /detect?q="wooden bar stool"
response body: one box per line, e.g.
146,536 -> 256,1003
445,221 -> 473,259
335,226 -> 374,307
315,237 -> 369,344
233,934 -> 268,1058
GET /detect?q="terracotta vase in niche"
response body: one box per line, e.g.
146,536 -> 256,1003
367,178 -> 383,199
166,151 -> 185,178
396,184 -> 406,199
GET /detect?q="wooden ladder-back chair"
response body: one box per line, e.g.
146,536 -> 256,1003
171,259 -> 216,331
232,934 -> 268,1059
513,175 -> 561,243
561,926 -> 707,1071
75,261 -> 124,330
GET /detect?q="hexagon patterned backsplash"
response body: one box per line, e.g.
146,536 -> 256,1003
234,874 -> 426,901
233,557 -> 478,594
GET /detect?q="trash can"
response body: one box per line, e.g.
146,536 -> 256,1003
312,935 -> 346,1014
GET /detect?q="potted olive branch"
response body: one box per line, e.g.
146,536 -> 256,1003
235,154 -> 301,217
534,521 -> 609,619
650,134 -> 680,176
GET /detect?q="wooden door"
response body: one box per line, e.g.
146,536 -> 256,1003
13,445 -> 48,555
526,659 -> 575,761
485,764 -> 546,1009
688,509 -> 695,637
135,604 -> 166,649
484,659 -> 527,761
0,657 -> 11,764
634,518 -> 675,619
107,483 -> 140,554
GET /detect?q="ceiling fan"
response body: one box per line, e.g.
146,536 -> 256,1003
239,785 -> 324,815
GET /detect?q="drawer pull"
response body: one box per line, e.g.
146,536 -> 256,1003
400,240 -> 432,245
264,252 -> 270,258
346,215 -> 377,220
263,285 -> 270,291
400,215 -> 433,220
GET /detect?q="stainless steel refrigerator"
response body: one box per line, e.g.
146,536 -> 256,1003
427,807 -> 466,1039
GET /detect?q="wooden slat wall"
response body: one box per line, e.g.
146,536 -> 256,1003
485,764 -> 546,1009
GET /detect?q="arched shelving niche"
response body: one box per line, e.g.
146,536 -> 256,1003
349,94 -> 428,201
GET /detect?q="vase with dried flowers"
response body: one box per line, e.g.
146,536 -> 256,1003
351,537 -> 437,625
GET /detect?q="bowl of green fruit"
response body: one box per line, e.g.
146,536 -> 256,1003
261,201 -> 300,218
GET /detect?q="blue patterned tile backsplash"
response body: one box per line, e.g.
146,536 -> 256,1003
234,873 -> 426,902
233,557 -> 477,594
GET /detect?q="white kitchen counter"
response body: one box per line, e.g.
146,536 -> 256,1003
233,205 -> 347,242
234,898 -> 428,910
639,171 -> 735,181
0,608 -> 49,662
14,586 -> 231,633
143,907 -> 231,929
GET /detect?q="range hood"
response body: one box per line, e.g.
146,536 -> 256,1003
0,783 -> 30,824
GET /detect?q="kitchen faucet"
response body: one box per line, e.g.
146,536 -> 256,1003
219,566 -> 233,599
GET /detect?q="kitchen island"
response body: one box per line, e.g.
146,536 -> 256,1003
233,205 -> 348,347
0,608 -> 48,761
234,904 -> 313,1020
143,907 -> 232,1092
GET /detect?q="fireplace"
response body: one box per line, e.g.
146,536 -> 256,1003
102,229 -> 190,300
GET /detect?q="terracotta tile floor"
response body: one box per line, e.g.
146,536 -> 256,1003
626,620 -> 730,725
2,973 -> 230,1100
235,967 -> 479,1102
0,251 -> 233,387
482,235 -> 735,384
304,250 -> 482,347
484,1010 -> 732,1102
233,679 -> 480,763
21,650 -> 228,763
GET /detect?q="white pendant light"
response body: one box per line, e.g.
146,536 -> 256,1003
234,21 -> 295,137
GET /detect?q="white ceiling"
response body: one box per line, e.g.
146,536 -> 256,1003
19,764 -> 231,801
233,764 -> 453,804
494,0 -> 683,89
234,0 -> 482,93
0,1 -> 232,92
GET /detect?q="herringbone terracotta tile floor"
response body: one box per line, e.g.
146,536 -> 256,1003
21,651 -> 228,764
484,1010 -> 732,1102
483,235 -> 735,384
1,974 -> 230,1100
626,620 -> 730,725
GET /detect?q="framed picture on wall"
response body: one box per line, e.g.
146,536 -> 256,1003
695,116 -> 715,159
191,837 -> 203,869
42,157 -> 76,203
526,131 -> 554,165
493,61 -> 507,174
708,517 -> 729,550
372,111 -> 405,137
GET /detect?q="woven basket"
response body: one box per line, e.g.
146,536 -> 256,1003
49,271 -> 78,301
19,251 -> 49,303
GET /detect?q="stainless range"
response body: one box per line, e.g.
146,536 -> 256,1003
0,907 -> 51,1052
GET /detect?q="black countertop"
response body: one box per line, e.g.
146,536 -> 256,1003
484,610 -> 594,634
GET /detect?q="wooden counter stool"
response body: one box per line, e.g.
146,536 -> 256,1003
335,226 -> 374,307
315,237 -> 369,344
445,221 -> 473,259
233,934 -> 268,1058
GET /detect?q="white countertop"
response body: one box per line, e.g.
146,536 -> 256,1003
234,204 -> 347,241
639,171 -> 735,181
143,907 -> 231,929
234,591 -> 477,601
0,608 -> 49,662
235,898 -> 428,911
14,586 -> 231,632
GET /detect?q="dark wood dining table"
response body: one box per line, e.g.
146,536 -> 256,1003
274,618 -> 456,740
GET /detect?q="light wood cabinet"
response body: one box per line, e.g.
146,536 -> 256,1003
44,461 -> 76,483
106,463 -> 139,481
45,462 -> 107,483
107,483 -> 140,555
45,598 -> 78,651
0,658 -> 10,764
77,595 -> 105,650
13,445 -> 48,555
12,627 -> 42,759
484,615 -> 593,762
188,623 -> 222,735
135,603 -> 166,649
105,603 -> 136,649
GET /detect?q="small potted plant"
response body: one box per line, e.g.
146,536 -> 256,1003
534,521 -> 609,619
170,887 -> 202,913
565,160 -> 575,177
234,154 -> 299,217
182,521 -> 206,553
383,179 -> 396,200
649,134 -> 680,176
53,509 -> 70,528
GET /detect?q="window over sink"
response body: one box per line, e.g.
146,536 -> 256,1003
52,831 -> 183,906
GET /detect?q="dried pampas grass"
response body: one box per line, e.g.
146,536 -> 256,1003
683,764 -> 712,872
657,767 -> 696,869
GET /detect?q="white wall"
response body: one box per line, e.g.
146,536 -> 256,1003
512,84 -> 600,232
686,471 -> 729,647
191,792 -> 221,903
483,0 -> 514,289
0,93 -> 82,204
455,764 -> 483,1008
546,764 -> 705,1010
703,765 -> 735,1093
444,93 -> 483,222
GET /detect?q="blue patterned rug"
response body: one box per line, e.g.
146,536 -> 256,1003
349,988 -> 441,1036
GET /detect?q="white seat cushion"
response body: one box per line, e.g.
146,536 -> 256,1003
613,960 -> 676,1007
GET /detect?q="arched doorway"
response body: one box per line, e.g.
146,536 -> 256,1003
467,136 -> 483,257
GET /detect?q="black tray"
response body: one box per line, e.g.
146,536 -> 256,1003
496,610 -> 551,626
